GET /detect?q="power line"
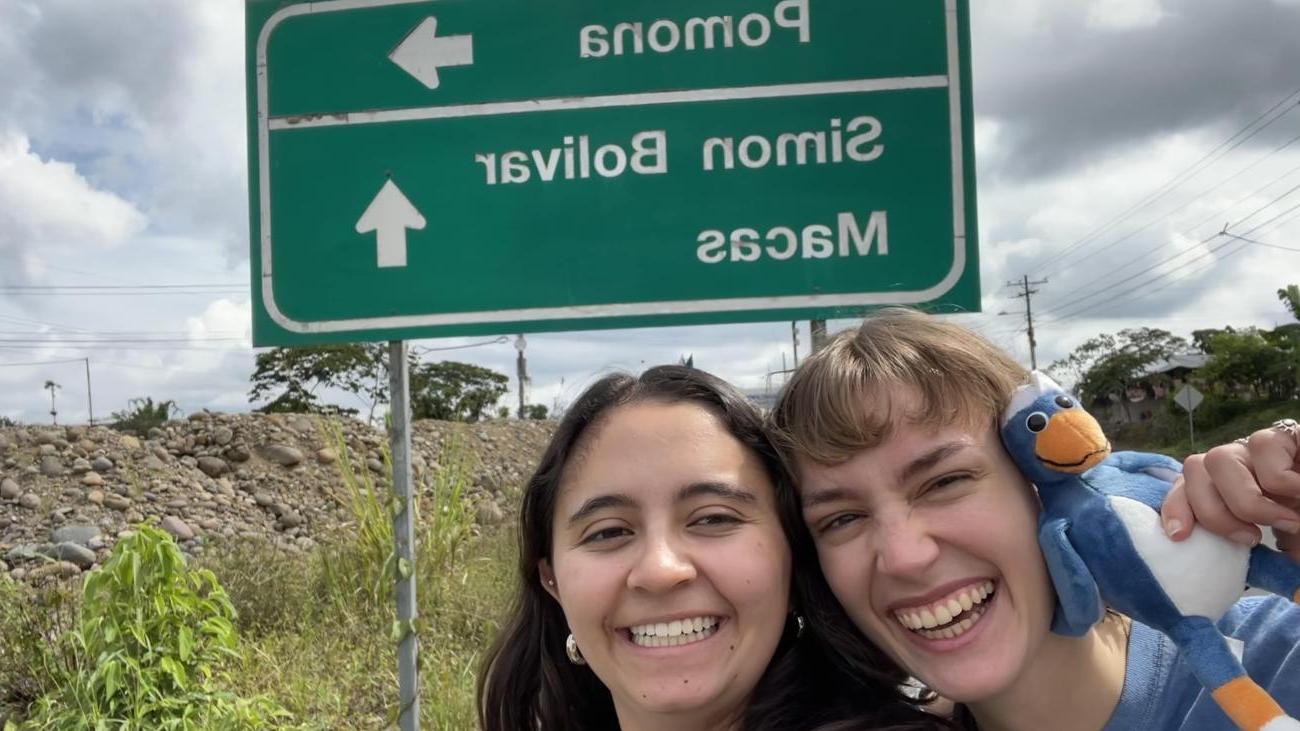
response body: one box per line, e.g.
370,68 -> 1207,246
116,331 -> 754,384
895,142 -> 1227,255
1040,183 -> 1300,317
0,357 -> 90,368
1220,231 -> 1300,253
1028,86 -> 1300,276
0,283 -> 241,290
1042,199 -> 1300,324
1037,130 -> 1300,283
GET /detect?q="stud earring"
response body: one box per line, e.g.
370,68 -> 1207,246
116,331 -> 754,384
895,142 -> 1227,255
546,579 -> 555,587
565,633 -> 586,665
795,613 -> 806,638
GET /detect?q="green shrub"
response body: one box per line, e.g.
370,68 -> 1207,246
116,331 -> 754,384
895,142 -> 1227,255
0,577 -> 79,721
109,397 -> 179,437
18,526 -> 293,730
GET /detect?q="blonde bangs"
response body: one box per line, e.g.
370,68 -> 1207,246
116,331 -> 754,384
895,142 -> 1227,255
772,309 -> 1028,465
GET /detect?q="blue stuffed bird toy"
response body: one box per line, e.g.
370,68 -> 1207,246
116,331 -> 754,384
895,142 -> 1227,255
1001,373 -> 1300,731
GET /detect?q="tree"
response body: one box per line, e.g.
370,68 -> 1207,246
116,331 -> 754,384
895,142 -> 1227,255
522,403 -> 549,420
1049,328 -> 1189,420
248,344 -> 392,420
44,380 -> 60,425
1279,284 -> 1300,322
0,415 -> 17,427
111,397 -> 180,436
410,361 -> 508,422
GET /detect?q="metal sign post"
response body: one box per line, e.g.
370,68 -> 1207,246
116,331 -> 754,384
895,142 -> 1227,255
387,340 -> 419,729
1172,383 -> 1204,450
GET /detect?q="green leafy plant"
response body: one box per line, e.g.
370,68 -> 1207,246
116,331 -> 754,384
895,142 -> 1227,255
109,397 -> 180,437
19,525 -> 292,730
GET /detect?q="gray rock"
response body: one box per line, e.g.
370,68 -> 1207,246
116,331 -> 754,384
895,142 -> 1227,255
213,426 -> 234,446
87,489 -> 105,505
6,545 -> 42,562
254,492 -> 274,507
0,433 -> 9,451
18,492 -> 41,509
39,456 -> 65,476
34,431 -> 59,446
120,435 -> 141,451
103,494 -> 132,511
278,511 -> 305,529
27,561 -> 80,581
47,542 -> 96,569
1,477 -> 20,500
38,443 -> 56,456
52,525 -> 102,546
143,455 -> 167,471
226,446 -> 251,463
71,458 -> 92,474
260,444 -> 304,467
197,456 -> 229,477
91,456 -> 114,472
476,500 -> 506,526
366,457 -> 385,474
161,516 -> 195,541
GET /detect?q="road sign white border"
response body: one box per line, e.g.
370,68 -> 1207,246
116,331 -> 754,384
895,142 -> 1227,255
255,0 -> 968,335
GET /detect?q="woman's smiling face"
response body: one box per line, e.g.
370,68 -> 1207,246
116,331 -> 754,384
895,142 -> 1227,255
797,400 -> 1056,704
542,400 -> 792,727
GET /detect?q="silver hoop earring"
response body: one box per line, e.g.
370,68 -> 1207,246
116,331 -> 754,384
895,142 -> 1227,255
795,613 -> 806,638
565,633 -> 586,665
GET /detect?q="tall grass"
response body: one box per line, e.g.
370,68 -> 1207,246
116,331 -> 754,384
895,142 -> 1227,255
213,423 -> 513,729
1,423 -> 515,729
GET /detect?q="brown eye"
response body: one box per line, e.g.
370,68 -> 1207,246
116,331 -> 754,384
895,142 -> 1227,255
1026,412 -> 1049,432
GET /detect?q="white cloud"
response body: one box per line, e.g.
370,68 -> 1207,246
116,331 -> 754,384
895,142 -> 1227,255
0,132 -> 147,284
1086,0 -> 1166,30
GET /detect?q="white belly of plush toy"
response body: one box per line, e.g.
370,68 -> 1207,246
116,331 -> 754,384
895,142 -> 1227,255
1108,496 -> 1249,620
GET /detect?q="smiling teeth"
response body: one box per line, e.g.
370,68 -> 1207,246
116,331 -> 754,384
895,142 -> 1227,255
894,581 -> 994,633
630,617 -> 719,647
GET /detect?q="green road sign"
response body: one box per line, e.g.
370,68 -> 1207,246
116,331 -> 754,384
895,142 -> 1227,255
246,0 -> 979,346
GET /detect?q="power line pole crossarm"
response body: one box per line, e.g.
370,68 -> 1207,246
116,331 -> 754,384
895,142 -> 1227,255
1005,275 -> 1048,371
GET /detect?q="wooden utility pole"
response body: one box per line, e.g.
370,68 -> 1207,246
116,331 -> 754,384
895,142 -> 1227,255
1006,275 -> 1048,370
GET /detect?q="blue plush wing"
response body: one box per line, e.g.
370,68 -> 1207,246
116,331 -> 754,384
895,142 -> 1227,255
1039,517 -> 1106,636
1085,451 -> 1183,511
1103,451 -> 1183,481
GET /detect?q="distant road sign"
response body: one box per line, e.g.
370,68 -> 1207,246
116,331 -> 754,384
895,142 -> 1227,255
1173,384 -> 1204,413
247,0 -> 980,346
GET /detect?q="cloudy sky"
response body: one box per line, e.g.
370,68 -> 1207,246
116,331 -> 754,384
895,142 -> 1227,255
1,0 -> 1299,425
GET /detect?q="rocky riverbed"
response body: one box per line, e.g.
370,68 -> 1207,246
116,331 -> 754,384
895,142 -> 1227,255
0,413 -> 554,584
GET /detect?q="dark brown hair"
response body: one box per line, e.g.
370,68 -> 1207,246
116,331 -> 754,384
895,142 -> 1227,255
478,365 -> 956,731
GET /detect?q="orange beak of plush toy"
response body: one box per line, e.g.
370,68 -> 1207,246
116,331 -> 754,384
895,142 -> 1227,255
1035,410 -> 1111,474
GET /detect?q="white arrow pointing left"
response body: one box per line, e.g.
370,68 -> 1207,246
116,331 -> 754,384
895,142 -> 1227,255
355,179 -> 426,269
390,16 -> 474,90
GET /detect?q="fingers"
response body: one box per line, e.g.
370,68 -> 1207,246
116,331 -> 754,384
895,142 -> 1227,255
1246,427 -> 1300,506
1181,452 -> 1261,546
1203,444 -> 1300,533
1277,531 -> 1300,562
1161,477 -> 1195,540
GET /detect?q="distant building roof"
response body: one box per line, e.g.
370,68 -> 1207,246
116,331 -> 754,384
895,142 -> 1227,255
1141,353 -> 1209,377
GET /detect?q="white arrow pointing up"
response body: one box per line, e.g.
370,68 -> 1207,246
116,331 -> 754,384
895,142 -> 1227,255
355,179 -> 426,269
389,16 -> 474,90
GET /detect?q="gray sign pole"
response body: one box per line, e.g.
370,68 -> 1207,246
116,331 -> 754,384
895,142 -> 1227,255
388,340 -> 420,729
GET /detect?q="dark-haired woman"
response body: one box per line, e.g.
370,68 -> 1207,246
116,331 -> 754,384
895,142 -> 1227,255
478,365 -> 953,731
